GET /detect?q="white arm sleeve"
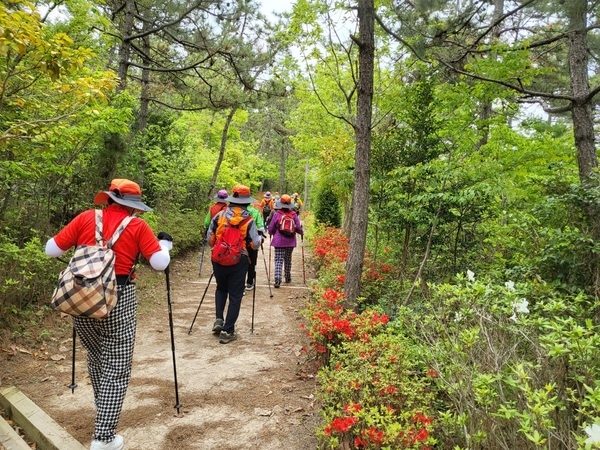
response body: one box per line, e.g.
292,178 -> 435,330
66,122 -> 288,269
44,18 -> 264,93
45,238 -> 67,257
149,240 -> 171,271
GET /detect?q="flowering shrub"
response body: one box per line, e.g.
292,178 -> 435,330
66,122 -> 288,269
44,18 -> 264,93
304,285 -> 390,364
311,226 -> 349,270
306,226 -> 439,449
317,332 -> 437,449
305,226 -> 600,449
310,226 -> 398,307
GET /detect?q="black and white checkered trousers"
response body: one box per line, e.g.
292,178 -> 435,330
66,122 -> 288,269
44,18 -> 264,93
73,284 -> 138,442
273,247 -> 293,282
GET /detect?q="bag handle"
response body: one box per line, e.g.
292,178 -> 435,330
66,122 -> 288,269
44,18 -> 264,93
95,210 -> 134,248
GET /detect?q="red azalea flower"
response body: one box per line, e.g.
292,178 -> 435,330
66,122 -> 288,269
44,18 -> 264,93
365,427 -> 385,445
380,385 -> 397,395
354,436 -> 368,447
343,402 -> 362,414
414,428 -> 429,442
330,416 -> 358,432
413,412 -> 433,425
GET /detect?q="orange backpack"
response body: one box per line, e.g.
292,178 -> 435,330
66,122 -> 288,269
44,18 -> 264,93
211,214 -> 251,266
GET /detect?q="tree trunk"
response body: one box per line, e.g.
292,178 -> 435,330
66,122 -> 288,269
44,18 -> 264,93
343,0 -> 374,308
303,161 -> 309,210
207,108 -> 237,199
566,0 -> 600,292
279,146 -> 286,194
567,1 -> 597,182
138,20 -> 151,131
475,0 -> 503,151
116,0 -> 135,91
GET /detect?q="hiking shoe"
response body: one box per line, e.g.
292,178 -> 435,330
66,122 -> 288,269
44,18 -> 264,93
274,279 -> 281,288
245,283 -> 254,290
212,319 -> 224,334
90,435 -> 124,450
219,330 -> 237,344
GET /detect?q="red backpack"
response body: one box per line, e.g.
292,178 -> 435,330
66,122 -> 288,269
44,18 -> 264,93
211,214 -> 251,266
278,211 -> 296,237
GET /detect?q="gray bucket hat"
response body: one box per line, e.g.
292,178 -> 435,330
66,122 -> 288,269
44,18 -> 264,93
225,184 -> 257,205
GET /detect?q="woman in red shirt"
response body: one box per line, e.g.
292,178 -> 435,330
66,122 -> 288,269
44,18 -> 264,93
45,179 -> 172,450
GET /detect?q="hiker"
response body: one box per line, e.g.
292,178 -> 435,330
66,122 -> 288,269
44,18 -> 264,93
44,178 -> 172,450
258,191 -> 275,226
267,194 -> 304,288
246,199 -> 266,291
206,184 -> 262,343
204,189 -> 229,229
292,193 -> 303,212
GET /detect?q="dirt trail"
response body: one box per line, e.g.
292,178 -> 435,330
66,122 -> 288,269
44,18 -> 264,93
1,242 -> 320,449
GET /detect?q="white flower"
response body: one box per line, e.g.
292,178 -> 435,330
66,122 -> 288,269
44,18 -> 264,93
513,298 -> 529,314
454,312 -> 463,322
505,280 -> 515,291
585,423 -> 600,446
510,313 -> 517,322
466,270 -> 475,282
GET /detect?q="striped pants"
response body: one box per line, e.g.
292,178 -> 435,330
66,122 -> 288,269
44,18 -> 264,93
73,284 -> 137,442
273,247 -> 293,283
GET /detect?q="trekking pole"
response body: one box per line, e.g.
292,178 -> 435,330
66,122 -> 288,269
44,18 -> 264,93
301,236 -> 306,285
268,243 -> 272,283
69,325 -> 77,393
198,241 -> 206,276
188,272 -> 214,334
164,265 -> 182,413
260,244 -> 273,298
250,282 -> 257,333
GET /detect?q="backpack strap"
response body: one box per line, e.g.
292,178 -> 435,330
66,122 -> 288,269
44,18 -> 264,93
95,210 -> 134,249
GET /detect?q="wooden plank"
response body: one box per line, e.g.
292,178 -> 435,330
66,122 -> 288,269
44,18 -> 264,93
0,386 -> 86,450
0,414 -> 32,450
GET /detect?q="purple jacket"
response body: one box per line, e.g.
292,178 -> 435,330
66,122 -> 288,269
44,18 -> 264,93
268,210 -> 303,248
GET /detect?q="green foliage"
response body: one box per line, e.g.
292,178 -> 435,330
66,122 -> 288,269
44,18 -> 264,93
398,273 -> 600,449
315,185 -> 341,227
0,235 -> 58,317
152,209 -> 205,256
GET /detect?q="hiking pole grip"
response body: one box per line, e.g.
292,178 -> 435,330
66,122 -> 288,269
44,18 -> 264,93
165,265 -> 182,413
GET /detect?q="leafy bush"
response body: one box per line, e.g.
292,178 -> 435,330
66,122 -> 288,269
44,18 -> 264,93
305,226 -> 600,449
400,272 -> 600,449
0,235 -> 58,316
315,186 -> 341,227
151,209 -> 205,256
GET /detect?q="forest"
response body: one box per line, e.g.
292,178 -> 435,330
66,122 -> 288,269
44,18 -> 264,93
1,0 -> 600,448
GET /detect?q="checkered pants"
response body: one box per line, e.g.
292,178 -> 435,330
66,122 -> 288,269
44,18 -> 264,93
73,284 -> 137,442
273,247 -> 293,282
